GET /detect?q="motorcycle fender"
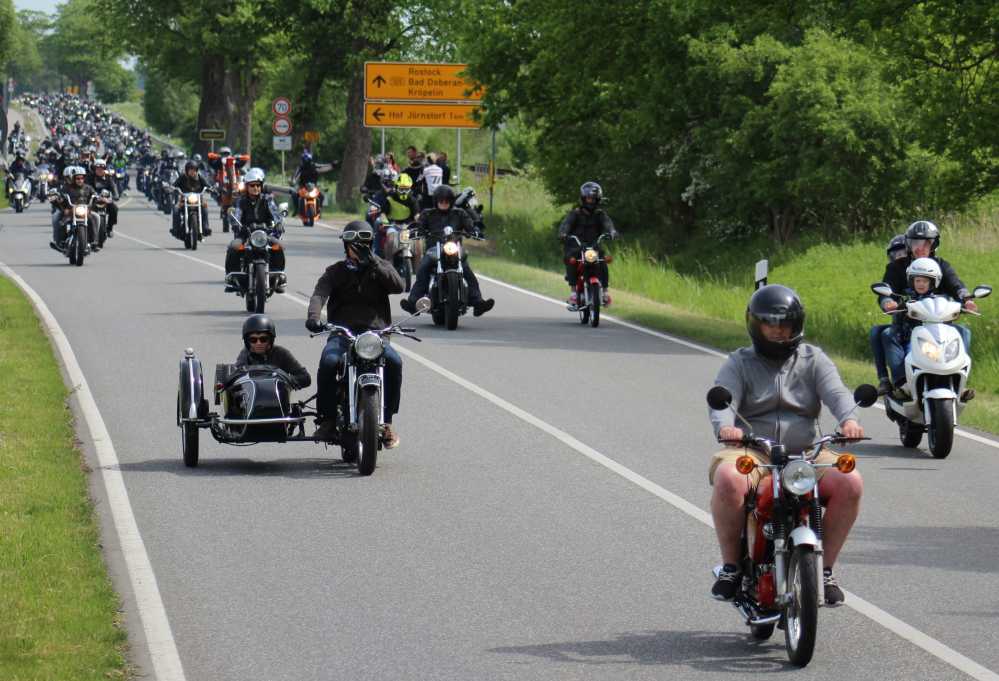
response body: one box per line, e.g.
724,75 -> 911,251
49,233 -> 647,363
357,373 -> 381,389
923,388 -> 957,401
587,275 -> 601,285
788,526 -> 819,549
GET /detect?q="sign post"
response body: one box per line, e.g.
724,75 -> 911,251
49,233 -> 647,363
271,98 -> 292,181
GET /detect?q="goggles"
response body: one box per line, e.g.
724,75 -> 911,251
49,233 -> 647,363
342,228 -> 374,244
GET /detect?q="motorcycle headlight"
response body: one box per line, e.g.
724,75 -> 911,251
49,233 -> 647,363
400,229 -> 410,241
781,460 -> 817,496
73,205 -> 88,218
443,241 -> 460,256
584,248 -> 598,263
249,229 -> 268,249
308,189 -> 318,198
186,193 -> 200,205
355,332 -> 384,360
920,339 -> 942,362
944,338 -> 961,362
237,182 -> 246,192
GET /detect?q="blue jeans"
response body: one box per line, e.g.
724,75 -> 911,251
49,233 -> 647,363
317,335 -> 402,423
869,324 -> 890,379
882,324 -> 972,386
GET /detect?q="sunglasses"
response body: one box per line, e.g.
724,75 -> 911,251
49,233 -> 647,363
246,182 -> 263,189
247,335 -> 272,343
342,228 -> 374,243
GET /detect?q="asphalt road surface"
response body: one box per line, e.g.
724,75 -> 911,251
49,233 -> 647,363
3,175 -> 999,681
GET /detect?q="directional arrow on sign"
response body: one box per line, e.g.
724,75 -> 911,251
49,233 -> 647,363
372,75 -> 386,88
372,108 -> 385,122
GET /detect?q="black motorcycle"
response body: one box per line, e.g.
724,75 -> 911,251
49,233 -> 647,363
91,189 -> 115,247
47,190 -> 90,266
414,225 -> 484,330
227,214 -> 286,314
172,187 -> 212,250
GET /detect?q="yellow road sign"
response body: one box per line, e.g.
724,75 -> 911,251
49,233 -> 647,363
364,103 -> 481,129
364,62 -> 483,102
303,130 -> 320,143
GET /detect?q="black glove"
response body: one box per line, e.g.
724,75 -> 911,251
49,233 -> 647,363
305,319 -> 325,333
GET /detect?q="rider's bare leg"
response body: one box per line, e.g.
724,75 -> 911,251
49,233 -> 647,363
710,463 -> 749,565
818,470 -> 863,567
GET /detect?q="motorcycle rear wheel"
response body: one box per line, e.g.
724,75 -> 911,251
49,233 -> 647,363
178,394 -> 200,467
899,419 -> 923,448
927,398 -> 954,459
784,545 -> 818,667
356,388 -> 379,476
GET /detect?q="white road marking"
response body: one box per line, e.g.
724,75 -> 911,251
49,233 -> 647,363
110,230 -> 999,680
0,263 -> 187,681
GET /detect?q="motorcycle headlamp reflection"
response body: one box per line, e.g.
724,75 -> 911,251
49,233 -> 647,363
781,460 -> 817,496
920,339 -> 942,362
74,205 -> 88,218
443,241 -> 460,256
355,332 -> 384,360
249,229 -> 268,249
584,248 -> 599,264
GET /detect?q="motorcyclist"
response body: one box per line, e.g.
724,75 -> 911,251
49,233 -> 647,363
399,184 -> 495,317
6,151 -> 34,197
874,220 -> 974,383
305,222 -> 404,447
708,285 -> 864,606
224,167 -> 286,293
89,159 -> 120,237
870,235 -> 908,394
50,166 -> 99,250
235,314 -> 311,390
558,181 -> 618,306
292,150 -> 324,214
366,170 -> 419,256
172,160 -> 213,237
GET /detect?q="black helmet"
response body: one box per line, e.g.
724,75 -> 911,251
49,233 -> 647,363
580,181 -> 602,208
185,160 -> 199,171
242,314 -> 276,350
433,184 -> 456,205
746,285 -> 806,361
886,233 -> 907,261
905,220 -> 940,255
341,220 -> 374,246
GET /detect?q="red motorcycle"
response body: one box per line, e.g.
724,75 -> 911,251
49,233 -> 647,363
565,233 -> 612,327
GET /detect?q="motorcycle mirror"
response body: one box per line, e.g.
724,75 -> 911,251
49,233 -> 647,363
853,384 -> 879,408
706,385 -> 732,411
973,285 -> 992,299
416,297 -> 432,313
871,282 -> 893,297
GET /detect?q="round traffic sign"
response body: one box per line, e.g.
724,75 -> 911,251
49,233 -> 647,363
272,117 -> 292,135
271,97 -> 292,116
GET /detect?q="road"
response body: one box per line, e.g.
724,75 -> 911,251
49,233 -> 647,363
2,180 -> 999,680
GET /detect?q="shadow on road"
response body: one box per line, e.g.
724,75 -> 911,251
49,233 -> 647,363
489,629 -> 790,673
113,456 -> 364,479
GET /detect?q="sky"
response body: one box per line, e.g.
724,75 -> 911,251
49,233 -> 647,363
14,0 -> 61,13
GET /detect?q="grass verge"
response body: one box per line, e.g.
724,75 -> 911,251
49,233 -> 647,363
0,274 -> 128,680
471,251 -> 999,436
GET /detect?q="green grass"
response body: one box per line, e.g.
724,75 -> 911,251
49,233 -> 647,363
469,173 -> 999,435
0,276 -> 129,680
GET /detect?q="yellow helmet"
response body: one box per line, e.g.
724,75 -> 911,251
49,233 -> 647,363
396,173 -> 413,199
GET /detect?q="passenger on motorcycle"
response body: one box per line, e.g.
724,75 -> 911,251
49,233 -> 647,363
882,258 -> 945,398
874,220 -> 974,374
366,170 -> 418,256
558,181 -> 618,306
399,184 -> 495,317
172,160 -> 212,237
236,314 -> 311,390
305,222 -> 404,448
224,168 -> 285,292
708,285 -> 864,606
871,235 -> 908,394
50,166 -> 99,250
89,159 -> 119,235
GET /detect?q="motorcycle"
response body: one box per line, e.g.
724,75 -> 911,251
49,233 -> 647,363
565,233 -> 613,328
172,187 -> 212,250
91,189 -> 115,247
227,211 -> 288,314
297,182 -> 321,227
706,383 -> 878,667
870,282 -> 992,458
368,200 -> 417,292
138,166 -> 152,196
158,168 -> 179,214
35,165 -> 56,201
176,298 -> 430,473
112,160 -> 128,193
48,190 -> 90,266
413,225 -> 483,330
9,173 -> 33,213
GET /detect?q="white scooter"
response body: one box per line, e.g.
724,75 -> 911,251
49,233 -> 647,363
871,282 -> 992,458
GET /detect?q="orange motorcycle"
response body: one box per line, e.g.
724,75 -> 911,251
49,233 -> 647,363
297,182 -> 321,227
209,152 -> 249,232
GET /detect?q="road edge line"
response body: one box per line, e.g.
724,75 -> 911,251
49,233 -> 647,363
0,262 -> 187,681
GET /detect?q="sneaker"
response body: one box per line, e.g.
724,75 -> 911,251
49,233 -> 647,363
877,377 -> 893,396
381,424 -> 400,449
823,568 -> 845,606
711,563 -> 741,601
313,419 -> 336,442
472,298 -> 495,317
399,298 -> 416,314
960,388 -> 976,403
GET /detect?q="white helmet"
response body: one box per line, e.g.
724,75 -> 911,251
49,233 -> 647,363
244,167 -> 265,184
906,257 -> 942,292
63,166 -> 75,178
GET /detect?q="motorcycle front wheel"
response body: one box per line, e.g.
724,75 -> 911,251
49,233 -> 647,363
73,225 -> 87,266
588,281 -> 601,328
356,387 -> 379,476
927,398 -> 954,459
400,258 -> 412,292
784,545 -> 818,667
444,271 -> 461,330
253,265 -> 267,314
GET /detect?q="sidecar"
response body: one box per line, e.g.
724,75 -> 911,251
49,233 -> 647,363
176,348 -> 316,467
